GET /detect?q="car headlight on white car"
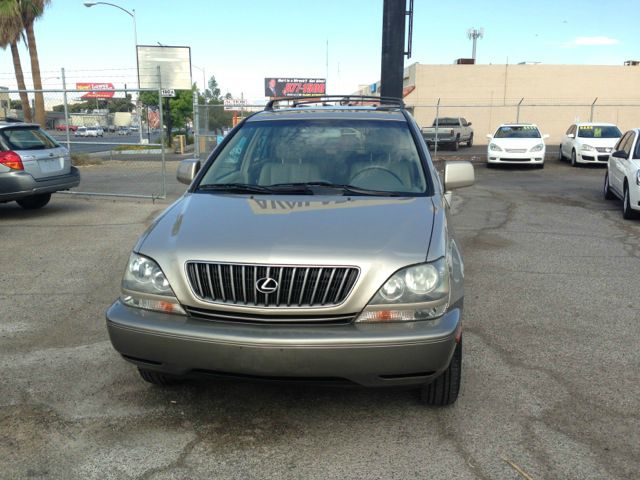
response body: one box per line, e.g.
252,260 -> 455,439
355,258 -> 450,323
581,144 -> 595,151
121,253 -> 185,314
489,143 -> 503,152
530,143 -> 544,152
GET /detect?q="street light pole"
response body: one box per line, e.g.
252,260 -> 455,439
84,1 -> 143,144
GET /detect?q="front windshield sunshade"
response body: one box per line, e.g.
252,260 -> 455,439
197,119 -> 428,195
494,125 -> 541,139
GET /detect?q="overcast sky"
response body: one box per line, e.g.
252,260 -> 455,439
0,0 -> 637,102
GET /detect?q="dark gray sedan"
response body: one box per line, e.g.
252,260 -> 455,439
0,121 -> 80,209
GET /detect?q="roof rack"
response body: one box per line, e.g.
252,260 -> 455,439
264,95 -> 404,111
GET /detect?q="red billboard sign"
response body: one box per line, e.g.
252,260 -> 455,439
76,82 -> 115,99
264,78 -> 326,98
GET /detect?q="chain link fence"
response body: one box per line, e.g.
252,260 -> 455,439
2,85 -> 168,199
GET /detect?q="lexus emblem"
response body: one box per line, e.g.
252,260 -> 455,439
256,277 -> 279,294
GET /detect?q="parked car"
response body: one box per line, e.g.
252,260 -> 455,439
74,126 -> 87,137
421,117 -> 473,151
55,123 -> 77,132
85,126 -> 104,137
560,123 -> 622,167
0,121 -> 80,209
486,123 -> 549,168
117,127 -> 130,135
106,95 -> 475,405
603,128 -> 640,219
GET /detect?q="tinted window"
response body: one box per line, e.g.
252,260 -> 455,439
494,126 -> 541,138
199,119 -> 428,194
621,132 -> 635,157
577,126 -> 622,138
433,118 -> 460,127
566,125 -> 575,135
0,127 -> 59,150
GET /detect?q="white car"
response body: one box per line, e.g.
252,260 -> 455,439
560,123 -> 622,167
85,126 -> 103,137
74,126 -> 87,137
603,128 -> 640,219
486,124 -> 549,168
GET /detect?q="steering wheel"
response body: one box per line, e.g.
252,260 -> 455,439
350,166 -> 404,186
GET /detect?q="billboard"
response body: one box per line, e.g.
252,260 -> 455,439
76,83 -> 115,99
137,45 -> 192,90
264,78 -> 326,97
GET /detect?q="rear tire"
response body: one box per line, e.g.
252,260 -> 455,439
16,193 -> 51,210
419,340 -> 461,406
138,367 -> 178,386
603,172 -> 615,200
466,134 -> 473,147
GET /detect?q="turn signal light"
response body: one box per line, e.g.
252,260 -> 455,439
0,151 -> 24,170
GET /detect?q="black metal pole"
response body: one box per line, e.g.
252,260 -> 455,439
380,0 -> 406,99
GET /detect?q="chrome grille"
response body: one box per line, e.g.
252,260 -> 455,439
595,147 -> 612,153
186,262 -> 359,308
505,148 -> 527,153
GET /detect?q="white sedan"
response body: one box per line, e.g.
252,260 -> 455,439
486,124 -> 548,168
560,123 -> 622,167
604,128 -> 640,219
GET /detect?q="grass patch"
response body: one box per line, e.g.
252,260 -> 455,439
71,153 -> 102,166
112,145 -> 161,151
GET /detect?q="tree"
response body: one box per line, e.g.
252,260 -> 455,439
18,0 -> 50,127
0,0 -> 32,121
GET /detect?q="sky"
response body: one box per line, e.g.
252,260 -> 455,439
1,0 -> 638,103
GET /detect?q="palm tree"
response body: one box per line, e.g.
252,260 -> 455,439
0,0 -> 32,121
19,0 -> 50,127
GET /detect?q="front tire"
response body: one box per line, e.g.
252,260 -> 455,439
603,172 -> 615,200
622,185 -> 639,220
466,134 -> 474,147
559,146 -> 564,161
138,367 -> 178,386
419,340 -> 461,406
16,193 -> 51,210
571,150 -> 578,167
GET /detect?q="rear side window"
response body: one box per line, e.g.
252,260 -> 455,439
1,127 -> 59,150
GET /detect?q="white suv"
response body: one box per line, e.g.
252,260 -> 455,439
604,128 -> 640,219
560,123 -> 622,167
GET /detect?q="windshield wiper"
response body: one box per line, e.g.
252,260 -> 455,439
197,183 -> 274,194
269,182 -> 403,197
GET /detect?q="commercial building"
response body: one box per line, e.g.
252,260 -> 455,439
359,62 -> 640,142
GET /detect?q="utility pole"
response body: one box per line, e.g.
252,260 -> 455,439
380,0 -> 413,99
467,28 -> 484,61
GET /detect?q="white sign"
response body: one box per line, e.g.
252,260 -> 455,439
224,98 -> 248,111
137,45 -> 192,90
161,89 -> 176,98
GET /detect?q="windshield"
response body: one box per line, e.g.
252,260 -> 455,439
577,125 -> 621,139
0,127 -> 59,150
494,126 -> 541,139
198,119 -> 428,195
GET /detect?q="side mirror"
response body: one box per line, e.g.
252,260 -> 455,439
567,133 -> 575,139
543,134 -> 550,139
485,134 -> 493,140
177,159 -> 201,185
467,122 -> 472,126
444,161 -> 475,191
611,150 -> 627,159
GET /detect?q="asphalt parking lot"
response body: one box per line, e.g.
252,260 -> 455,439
1,158 -> 638,479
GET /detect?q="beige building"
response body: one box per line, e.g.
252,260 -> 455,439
360,63 -> 640,143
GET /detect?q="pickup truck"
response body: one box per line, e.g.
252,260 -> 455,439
421,117 -> 474,151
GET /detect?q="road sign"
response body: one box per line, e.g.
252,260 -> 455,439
161,89 -> 176,98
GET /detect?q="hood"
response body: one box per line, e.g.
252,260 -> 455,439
140,193 -> 434,267
490,137 -> 545,150
575,137 -> 620,150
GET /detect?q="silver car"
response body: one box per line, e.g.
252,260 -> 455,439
0,121 -> 80,209
106,96 -> 474,405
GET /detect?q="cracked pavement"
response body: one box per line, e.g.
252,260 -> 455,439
1,159 -> 638,479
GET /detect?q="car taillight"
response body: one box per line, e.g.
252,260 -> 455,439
0,151 -> 24,170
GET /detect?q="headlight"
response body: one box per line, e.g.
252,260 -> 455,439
581,144 -> 595,151
530,143 -> 544,152
355,258 -> 450,323
121,253 -> 185,315
489,143 -> 503,152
